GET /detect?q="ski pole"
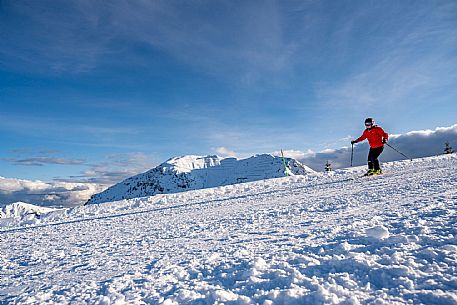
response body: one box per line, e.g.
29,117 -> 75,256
385,142 -> 412,161
281,149 -> 289,177
350,143 -> 354,167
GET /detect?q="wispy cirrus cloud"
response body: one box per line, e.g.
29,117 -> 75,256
315,1 -> 457,116
0,0 -> 304,83
2,148 -> 85,166
0,0 -> 113,73
2,148 -> 156,186
0,114 -> 138,136
3,156 -> 85,166
59,152 -> 157,185
107,0 -> 298,84
0,114 -> 143,150
8,148 -> 61,155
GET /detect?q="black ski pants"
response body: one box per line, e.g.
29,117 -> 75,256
368,146 -> 384,171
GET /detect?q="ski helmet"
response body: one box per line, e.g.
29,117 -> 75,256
365,117 -> 374,127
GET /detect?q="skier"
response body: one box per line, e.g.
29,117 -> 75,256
351,118 -> 388,176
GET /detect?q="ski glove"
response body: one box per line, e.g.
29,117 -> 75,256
351,140 -> 356,145
382,139 -> 387,144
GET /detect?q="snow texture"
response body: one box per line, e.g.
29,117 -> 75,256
0,202 -> 57,227
1,154 -> 457,304
86,154 -> 316,205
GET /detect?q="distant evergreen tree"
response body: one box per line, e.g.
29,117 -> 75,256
444,142 -> 454,154
325,160 -> 332,172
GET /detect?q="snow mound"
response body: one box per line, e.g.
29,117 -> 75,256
0,202 -> 57,227
86,154 -> 316,205
0,202 -> 56,218
365,225 -> 390,239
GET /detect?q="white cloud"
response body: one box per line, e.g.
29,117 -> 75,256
212,147 -> 238,158
271,149 -> 315,160
0,177 -> 106,207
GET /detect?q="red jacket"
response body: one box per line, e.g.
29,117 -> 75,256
355,126 -> 388,148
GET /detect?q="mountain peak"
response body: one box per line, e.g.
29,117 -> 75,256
160,155 -> 223,173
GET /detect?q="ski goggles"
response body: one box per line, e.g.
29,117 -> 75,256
365,122 -> 373,126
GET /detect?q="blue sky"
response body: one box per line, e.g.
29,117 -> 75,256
1,0 -> 457,183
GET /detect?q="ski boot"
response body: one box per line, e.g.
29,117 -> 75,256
364,169 -> 375,176
373,169 -> 383,175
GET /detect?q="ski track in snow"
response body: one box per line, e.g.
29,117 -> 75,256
1,155 -> 457,304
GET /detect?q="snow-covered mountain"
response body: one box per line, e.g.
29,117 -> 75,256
86,154 -> 316,205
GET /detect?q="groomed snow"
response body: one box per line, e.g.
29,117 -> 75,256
1,154 -> 456,304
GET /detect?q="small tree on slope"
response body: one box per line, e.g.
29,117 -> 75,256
325,160 -> 332,172
444,142 -> 454,154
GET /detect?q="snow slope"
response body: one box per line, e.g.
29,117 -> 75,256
86,154 -> 316,205
1,154 -> 456,304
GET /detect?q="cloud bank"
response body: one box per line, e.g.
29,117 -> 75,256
283,124 -> 457,171
0,177 -> 106,208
